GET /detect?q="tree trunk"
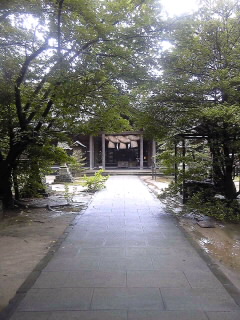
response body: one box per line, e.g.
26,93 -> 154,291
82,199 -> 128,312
223,164 -> 237,201
0,161 -> 14,209
0,141 -> 28,209
210,141 -> 237,201
12,168 -> 20,201
211,147 -> 225,194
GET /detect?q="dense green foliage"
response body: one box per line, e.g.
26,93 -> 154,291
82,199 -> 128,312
14,144 -> 70,198
142,0 -> 240,203
83,169 -> 109,192
186,192 -> 240,222
157,140 -> 211,182
0,0 -> 162,208
1,0 -> 240,220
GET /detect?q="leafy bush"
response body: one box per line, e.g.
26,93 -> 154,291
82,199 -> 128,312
83,169 -> 109,192
186,191 -> 240,222
64,185 -> 78,204
158,181 -> 180,200
158,182 -> 240,222
156,141 -> 240,221
15,145 -> 71,198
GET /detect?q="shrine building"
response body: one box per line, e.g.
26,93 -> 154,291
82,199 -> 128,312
73,131 -> 156,170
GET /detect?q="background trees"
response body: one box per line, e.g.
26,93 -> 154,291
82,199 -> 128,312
142,0 -> 240,201
0,0 -> 162,208
1,0 -> 240,212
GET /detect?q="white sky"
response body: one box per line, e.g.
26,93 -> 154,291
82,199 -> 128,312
160,0 -> 200,16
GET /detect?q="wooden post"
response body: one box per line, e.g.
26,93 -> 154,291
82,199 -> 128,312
182,139 -> 186,203
152,140 -> 156,162
140,134 -> 144,170
174,142 -> 178,184
182,139 -> 186,176
89,135 -> 94,170
102,133 -> 106,170
152,139 -> 156,179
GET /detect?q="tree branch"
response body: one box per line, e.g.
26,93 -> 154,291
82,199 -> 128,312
16,44 -> 48,88
24,74 -> 49,112
14,44 -> 48,130
34,99 -> 54,132
26,88 -> 52,123
0,42 -> 26,47
57,0 -> 64,61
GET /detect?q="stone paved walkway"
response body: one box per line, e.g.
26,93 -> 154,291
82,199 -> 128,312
9,176 -> 240,320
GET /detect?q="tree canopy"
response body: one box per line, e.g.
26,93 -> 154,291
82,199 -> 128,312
141,0 -> 240,200
0,0 -> 162,207
1,0 -> 240,210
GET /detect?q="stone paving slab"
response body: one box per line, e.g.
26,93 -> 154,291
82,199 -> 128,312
43,256 -> 101,271
10,313 -> 51,320
7,176 -> 240,319
48,310 -> 128,320
127,270 -> 190,288
161,287 -> 239,311
128,310 -> 208,320
17,288 -> 93,311
78,247 -> 126,257
10,311 -> 128,320
152,254 -> 211,272
206,311 -> 240,320
10,310 -> 240,320
184,270 -> 225,289
91,287 -> 164,310
32,271 -> 68,288
33,270 -> 127,288
99,256 -> 155,270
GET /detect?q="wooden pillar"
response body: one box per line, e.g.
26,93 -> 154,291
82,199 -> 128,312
182,139 -> 186,176
152,140 -> 156,165
89,135 -> 94,170
182,139 -> 186,203
174,142 -> 178,183
102,133 -> 106,170
140,134 -> 144,170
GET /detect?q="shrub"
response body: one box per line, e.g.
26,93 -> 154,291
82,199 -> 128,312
159,183 -> 240,222
83,169 -> 109,192
15,145 -> 71,198
186,191 -> 240,222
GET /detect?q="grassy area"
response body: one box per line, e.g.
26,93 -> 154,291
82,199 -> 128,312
155,176 -> 173,184
63,179 -> 85,186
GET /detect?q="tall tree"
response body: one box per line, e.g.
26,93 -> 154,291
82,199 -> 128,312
142,0 -> 240,200
0,0 -> 162,208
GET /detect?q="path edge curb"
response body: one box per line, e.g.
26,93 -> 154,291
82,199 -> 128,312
0,201 -> 92,320
141,177 -> 240,308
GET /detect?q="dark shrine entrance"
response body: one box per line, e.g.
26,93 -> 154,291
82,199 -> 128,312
73,132 -> 156,170
99,133 -> 154,169
106,146 -> 140,168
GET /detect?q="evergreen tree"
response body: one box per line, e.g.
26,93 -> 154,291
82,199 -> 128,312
142,0 -> 240,200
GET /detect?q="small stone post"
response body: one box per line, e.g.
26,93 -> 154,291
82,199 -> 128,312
54,165 -> 73,183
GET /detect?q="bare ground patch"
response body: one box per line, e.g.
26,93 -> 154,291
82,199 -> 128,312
0,187 -> 92,312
